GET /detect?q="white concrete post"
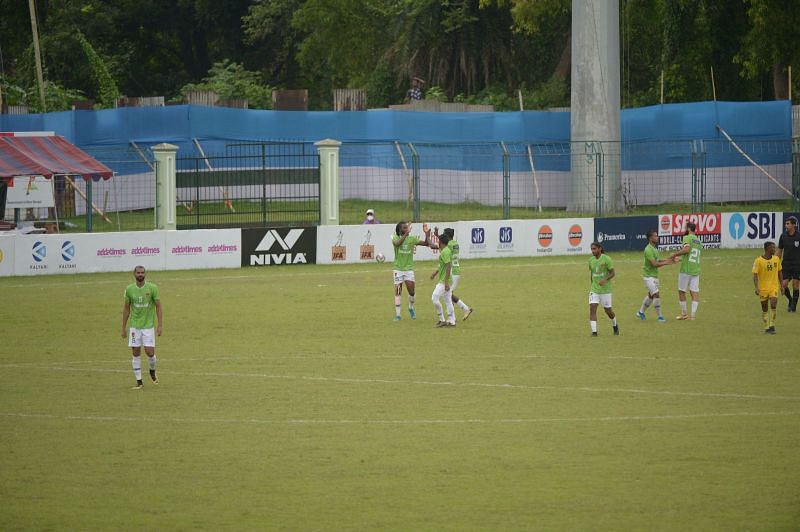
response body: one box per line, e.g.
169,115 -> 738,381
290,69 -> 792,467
315,139 -> 341,225
152,143 -> 178,230
570,0 -> 621,213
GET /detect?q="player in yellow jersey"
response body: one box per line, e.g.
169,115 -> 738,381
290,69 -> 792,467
752,241 -> 783,334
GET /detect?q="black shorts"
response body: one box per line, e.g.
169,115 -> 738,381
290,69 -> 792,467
783,264 -> 800,281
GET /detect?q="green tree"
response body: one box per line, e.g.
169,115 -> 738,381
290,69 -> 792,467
180,60 -> 275,109
736,0 -> 800,100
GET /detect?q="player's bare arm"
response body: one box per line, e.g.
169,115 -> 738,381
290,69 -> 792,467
753,273 -> 760,295
121,301 -> 130,338
598,267 -> 615,286
155,300 -> 163,336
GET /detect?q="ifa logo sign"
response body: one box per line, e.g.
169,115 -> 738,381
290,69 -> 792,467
243,227 -> 317,266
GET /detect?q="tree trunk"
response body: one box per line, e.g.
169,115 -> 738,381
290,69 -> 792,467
773,62 -> 789,100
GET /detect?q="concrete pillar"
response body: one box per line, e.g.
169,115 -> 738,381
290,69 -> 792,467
570,0 -> 621,213
315,139 -> 341,225
152,143 -> 178,230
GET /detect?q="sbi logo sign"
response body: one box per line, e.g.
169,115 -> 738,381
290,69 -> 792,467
728,213 -> 776,241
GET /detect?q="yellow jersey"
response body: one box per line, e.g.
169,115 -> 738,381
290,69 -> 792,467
752,255 -> 782,292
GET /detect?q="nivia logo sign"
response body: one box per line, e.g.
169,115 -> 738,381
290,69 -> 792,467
243,227 -> 317,266
254,229 -> 305,264
256,229 -> 304,252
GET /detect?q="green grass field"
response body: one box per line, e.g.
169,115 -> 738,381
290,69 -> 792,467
1,249 -> 799,530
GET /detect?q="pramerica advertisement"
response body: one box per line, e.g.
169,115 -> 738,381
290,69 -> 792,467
594,216 -> 657,252
657,212 -> 722,250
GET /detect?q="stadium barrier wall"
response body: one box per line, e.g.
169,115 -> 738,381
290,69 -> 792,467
2,229 -> 240,276
0,211 -> 794,277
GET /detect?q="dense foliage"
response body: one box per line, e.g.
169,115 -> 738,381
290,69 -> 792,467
0,0 -> 797,111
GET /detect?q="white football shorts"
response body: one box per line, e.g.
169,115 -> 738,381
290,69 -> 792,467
643,276 -> 660,295
678,273 -> 700,293
449,274 -> 461,293
432,282 -> 452,300
588,292 -> 613,308
128,328 -> 156,348
393,270 -> 415,284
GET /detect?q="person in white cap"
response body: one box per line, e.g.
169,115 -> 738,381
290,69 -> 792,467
362,208 -> 379,225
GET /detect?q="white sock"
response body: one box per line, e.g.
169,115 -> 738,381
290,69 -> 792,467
611,317 -> 618,327
590,320 -> 597,333
132,356 -> 142,381
680,300 -> 687,314
394,295 -> 402,317
640,296 -> 652,313
148,355 -> 156,370
457,300 -> 469,311
691,301 -> 698,316
408,294 -> 416,309
653,298 -> 662,316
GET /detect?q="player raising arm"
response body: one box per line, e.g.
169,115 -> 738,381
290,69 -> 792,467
430,233 -> 455,327
391,221 -> 432,321
753,241 -> 783,334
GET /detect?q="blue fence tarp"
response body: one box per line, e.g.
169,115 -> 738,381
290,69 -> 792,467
0,100 -> 791,175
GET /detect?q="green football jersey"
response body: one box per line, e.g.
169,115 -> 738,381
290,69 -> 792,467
448,239 -> 461,275
679,234 -> 702,275
438,246 -> 453,283
642,243 -> 660,278
124,282 -> 160,329
392,234 -> 421,271
589,254 -> 614,294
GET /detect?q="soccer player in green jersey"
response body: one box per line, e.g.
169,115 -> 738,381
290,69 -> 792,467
429,233 -> 456,327
669,221 -> 702,320
588,242 -> 618,336
636,229 -> 676,322
392,221 -> 432,321
436,227 -> 473,320
122,266 -> 162,389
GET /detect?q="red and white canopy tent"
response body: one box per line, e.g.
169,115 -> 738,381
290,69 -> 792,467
0,132 -> 114,226
0,132 -> 112,181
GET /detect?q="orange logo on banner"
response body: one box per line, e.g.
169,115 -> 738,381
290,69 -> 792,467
331,246 -> 346,261
538,225 -> 553,247
660,215 -> 671,232
568,224 -> 583,246
359,244 -> 375,260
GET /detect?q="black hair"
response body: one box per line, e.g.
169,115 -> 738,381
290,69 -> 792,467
395,221 -> 406,236
438,233 -> 451,245
590,242 -> 604,254
646,229 -> 657,239
444,228 -> 455,238
685,221 -> 697,234
764,241 -> 776,250
787,216 -> 798,226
